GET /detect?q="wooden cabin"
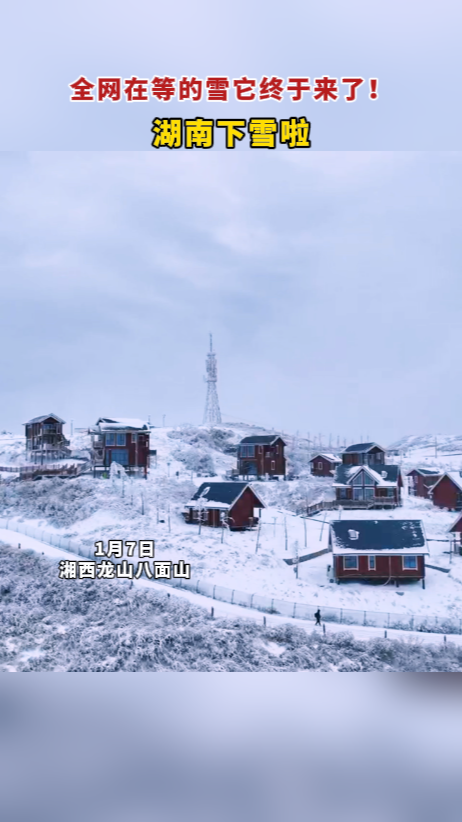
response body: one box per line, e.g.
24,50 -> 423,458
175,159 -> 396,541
333,463 -> 402,507
407,468 -> 441,499
341,442 -> 386,467
329,520 -> 428,585
430,472 -> 462,511
310,453 -> 341,477
183,482 -> 265,530
237,435 -> 286,480
89,417 -> 150,475
24,413 -> 70,462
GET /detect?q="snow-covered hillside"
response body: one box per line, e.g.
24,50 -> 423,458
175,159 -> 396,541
387,434 -> 462,474
4,423 -> 462,625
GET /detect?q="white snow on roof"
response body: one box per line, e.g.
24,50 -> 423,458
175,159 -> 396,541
185,500 -> 231,510
97,417 -> 148,430
333,466 -> 399,488
312,453 -> 341,462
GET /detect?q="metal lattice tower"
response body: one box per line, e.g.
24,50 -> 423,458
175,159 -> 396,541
203,334 -> 222,426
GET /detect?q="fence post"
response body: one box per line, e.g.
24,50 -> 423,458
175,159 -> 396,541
231,590 -> 234,604
271,598 -> 274,613
250,593 -> 254,608
387,613 -> 390,628
213,585 -> 216,599
363,611 -> 366,626
340,609 -> 343,624
293,602 -> 297,618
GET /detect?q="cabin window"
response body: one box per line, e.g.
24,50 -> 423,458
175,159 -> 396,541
258,445 -> 263,454
368,556 -> 376,570
241,445 -> 255,457
106,433 -> 115,446
275,445 -> 279,454
271,460 -> 275,470
403,556 -> 417,570
116,433 -> 126,446
318,462 -> 323,470
338,488 -> 348,499
386,488 -> 395,497
343,556 -> 358,570
352,470 -> 375,486
132,433 -> 138,443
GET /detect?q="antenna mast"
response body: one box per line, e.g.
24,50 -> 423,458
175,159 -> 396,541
203,334 -> 222,426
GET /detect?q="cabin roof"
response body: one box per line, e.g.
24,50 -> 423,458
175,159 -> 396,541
343,442 -> 384,454
330,519 -> 428,555
187,481 -> 265,508
407,468 -> 441,477
310,453 -> 341,463
24,413 -> 65,425
449,511 -> 462,533
95,417 -> 149,431
239,435 -> 285,445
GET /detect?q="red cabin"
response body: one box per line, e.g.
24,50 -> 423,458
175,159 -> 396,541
341,442 -> 386,467
329,519 -> 428,586
333,464 -> 402,508
90,417 -> 150,475
310,453 -> 341,477
183,482 -> 266,530
237,435 -> 286,480
430,472 -> 462,511
407,468 -> 441,499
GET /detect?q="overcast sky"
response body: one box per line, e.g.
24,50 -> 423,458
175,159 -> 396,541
1,150 -> 461,443
2,0 -> 461,150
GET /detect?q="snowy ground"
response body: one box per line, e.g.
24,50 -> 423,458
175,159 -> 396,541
2,538 -> 462,671
3,426 -> 462,625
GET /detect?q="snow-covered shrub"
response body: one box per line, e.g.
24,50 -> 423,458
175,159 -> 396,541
171,446 -> 216,476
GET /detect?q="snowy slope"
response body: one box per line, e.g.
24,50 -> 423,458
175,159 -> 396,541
4,423 -> 462,622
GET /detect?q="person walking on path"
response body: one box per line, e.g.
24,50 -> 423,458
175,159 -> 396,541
314,608 -> 321,626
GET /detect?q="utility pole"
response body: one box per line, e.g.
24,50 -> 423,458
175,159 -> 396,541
284,517 -> 288,551
304,518 -> 307,549
294,540 -> 299,579
255,519 -> 261,554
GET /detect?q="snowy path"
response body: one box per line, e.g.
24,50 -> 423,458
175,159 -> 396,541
1,528 -> 460,649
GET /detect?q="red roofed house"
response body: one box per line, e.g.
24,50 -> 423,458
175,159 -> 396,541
430,472 -> 462,511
